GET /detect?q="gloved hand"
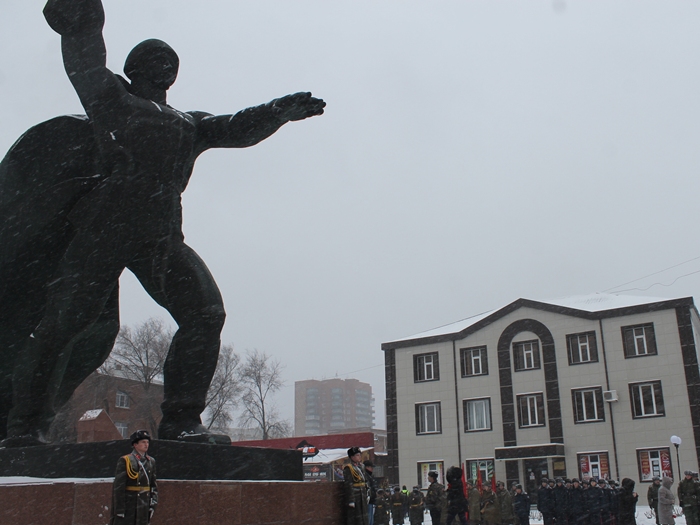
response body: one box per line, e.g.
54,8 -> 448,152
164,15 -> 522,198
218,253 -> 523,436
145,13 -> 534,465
117,514 -> 125,518
349,503 -> 356,508
149,507 -> 155,522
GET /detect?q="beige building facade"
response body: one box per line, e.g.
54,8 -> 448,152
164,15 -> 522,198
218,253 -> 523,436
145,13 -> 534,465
382,294 -> 700,493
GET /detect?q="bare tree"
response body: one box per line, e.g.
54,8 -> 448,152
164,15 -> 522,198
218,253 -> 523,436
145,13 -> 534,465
97,318 -> 173,437
204,344 -> 242,431
238,349 -> 291,440
100,318 -> 172,390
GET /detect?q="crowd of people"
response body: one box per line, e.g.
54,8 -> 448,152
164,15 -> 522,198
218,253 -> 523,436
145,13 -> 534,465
342,451 -> 694,525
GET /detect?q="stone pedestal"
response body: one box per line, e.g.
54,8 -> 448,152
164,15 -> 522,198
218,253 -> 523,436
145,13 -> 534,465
0,440 -> 301,480
0,479 -> 344,525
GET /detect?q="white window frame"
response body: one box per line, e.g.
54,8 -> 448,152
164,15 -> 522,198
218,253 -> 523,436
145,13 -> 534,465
414,353 -> 439,382
572,387 -> 604,423
464,397 -> 491,432
517,393 -> 545,427
114,422 -> 129,438
115,391 -> 130,409
461,346 -> 488,377
630,381 -> 664,418
513,340 -> 541,371
416,402 -> 442,435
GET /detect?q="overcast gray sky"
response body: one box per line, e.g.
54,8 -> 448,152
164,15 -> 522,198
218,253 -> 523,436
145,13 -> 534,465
3,1 -> 700,429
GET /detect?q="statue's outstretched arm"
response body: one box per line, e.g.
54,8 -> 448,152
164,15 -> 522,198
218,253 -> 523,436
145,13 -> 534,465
195,92 -> 325,151
44,0 -> 120,111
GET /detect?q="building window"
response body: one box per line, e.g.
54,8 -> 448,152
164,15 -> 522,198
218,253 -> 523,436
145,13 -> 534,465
572,387 -> 605,423
567,332 -> 599,365
461,346 -> 488,377
513,340 -> 541,371
638,448 -> 673,482
415,402 -> 442,435
629,381 -> 665,418
463,398 -> 492,432
622,323 -> 657,358
578,452 -> 610,480
417,461 -> 444,488
414,353 -> 440,382
114,422 -> 129,438
115,391 -> 130,409
517,393 -> 545,427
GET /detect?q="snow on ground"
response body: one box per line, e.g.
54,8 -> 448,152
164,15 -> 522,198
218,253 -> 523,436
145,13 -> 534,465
414,507 -> 685,525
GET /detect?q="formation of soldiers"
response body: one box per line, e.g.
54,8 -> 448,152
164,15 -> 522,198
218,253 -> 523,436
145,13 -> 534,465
373,485 -> 427,525
370,474 -> 646,525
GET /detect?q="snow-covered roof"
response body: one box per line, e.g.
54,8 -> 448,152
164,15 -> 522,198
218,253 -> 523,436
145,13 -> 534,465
387,293 -> 692,345
79,409 -> 103,421
303,447 -> 371,464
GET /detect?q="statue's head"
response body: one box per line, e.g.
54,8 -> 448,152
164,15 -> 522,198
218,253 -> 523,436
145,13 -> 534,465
124,39 -> 179,90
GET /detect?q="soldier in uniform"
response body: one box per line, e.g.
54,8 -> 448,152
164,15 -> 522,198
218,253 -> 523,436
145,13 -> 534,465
467,479 -> 481,525
426,471 -> 446,525
375,489 -> 390,525
568,479 -> 586,525
497,481 -> 514,525
481,484 -> 501,525
409,486 -> 425,525
344,447 -> 368,525
392,486 -> 406,524
513,485 -> 531,525
537,479 -> 554,525
679,471 -> 699,525
648,476 -> 662,525
553,478 -> 569,525
110,429 -> 157,525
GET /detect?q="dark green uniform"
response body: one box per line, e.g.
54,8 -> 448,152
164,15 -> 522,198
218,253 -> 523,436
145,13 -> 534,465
426,480 -> 446,525
375,493 -> 391,525
110,452 -> 157,525
344,463 -> 369,525
679,477 -> 699,525
392,489 -> 406,524
409,488 -> 425,525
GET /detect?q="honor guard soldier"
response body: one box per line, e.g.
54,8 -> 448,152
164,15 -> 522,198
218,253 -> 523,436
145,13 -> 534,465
110,430 -> 157,525
344,447 -> 369,525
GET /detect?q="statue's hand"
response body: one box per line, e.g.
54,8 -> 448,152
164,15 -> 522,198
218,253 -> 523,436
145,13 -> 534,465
271,92 -> 325,122
44,0 -> 105,36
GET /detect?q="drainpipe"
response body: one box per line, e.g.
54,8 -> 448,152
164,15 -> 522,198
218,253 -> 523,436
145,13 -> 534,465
453,340 -> 463,465
599,319 -> 621,480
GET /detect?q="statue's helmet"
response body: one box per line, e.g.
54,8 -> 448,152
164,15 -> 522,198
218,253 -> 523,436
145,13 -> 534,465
124,39 -> 179,90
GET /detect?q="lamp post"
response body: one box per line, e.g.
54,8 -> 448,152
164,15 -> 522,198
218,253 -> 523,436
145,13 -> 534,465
671,435 -> 682,479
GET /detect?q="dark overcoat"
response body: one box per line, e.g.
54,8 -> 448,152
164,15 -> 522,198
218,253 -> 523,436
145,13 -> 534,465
110,452 -> 157,525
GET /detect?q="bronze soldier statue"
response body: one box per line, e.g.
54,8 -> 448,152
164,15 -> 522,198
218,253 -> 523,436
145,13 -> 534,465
0,0 -> 324,446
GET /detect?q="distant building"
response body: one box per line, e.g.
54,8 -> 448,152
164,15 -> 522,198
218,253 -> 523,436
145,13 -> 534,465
382,294 -> 700,492
294,378 -> 375,436
51,370 -> 164,442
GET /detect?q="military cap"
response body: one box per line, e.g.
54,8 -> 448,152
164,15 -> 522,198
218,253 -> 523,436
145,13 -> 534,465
363,459 -> 374,467
130,429 -> 151,444
347,446 -> 362,457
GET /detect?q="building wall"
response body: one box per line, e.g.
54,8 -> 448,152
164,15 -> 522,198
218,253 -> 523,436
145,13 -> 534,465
388,301 -> 700,490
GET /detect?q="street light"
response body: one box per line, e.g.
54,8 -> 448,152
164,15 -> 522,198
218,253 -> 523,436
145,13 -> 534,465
671,435 -> 682,479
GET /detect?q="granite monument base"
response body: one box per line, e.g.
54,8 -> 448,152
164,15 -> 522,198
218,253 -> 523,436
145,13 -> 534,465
0,440 -> 302,480
0,479 -> 344,525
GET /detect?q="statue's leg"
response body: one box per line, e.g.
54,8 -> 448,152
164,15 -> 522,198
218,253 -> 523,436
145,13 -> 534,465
53,283 -> 120,411
5,232 -> 129,443
128,241 -> 225,439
